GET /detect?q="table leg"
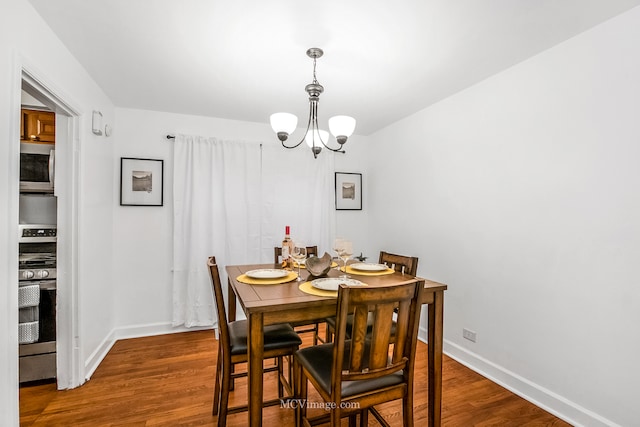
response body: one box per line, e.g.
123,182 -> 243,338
247,312 -> 264,427
428,290 -> 444,427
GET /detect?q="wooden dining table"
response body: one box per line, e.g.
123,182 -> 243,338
225,262 -> 447,427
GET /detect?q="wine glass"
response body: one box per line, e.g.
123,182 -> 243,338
339,240 -> 353,278
333,238 -> 345,271
291,244 -> 307,282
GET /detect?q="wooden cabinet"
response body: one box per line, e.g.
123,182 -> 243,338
21,109 -> 55,143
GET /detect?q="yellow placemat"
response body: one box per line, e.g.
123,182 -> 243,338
298,281 -> 338,297
342,266 -> 396,276
236,271 -> 298,285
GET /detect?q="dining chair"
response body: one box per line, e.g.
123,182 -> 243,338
379,251 -> 419,276
207,257 -> 302,426
324,251 -> 419,343
294,281 -> 425,427
273,245 -> 324,345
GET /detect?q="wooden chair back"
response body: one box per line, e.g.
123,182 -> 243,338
207,256 -> 230,352
332,281 -> 424,392
379,251 -> 419,276
273,245 -> 318,264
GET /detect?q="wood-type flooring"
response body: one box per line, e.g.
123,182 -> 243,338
20,329 -> 571,426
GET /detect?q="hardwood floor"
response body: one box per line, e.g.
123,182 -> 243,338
20,329 -> 570,426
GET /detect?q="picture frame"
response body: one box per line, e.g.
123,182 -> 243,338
120,157 -> 164,206
335,172 -> 362,210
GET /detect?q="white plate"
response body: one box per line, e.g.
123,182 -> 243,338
350,263 -> 388,272
245,269 -> 289,279
311,277 -> 364,291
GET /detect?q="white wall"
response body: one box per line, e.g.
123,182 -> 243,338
334,143 -> 371,259
367,6 -> 640,427
111,108 -> 370,332
1,0 -> 116,425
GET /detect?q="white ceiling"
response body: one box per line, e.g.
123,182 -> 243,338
27,0 -> 640,136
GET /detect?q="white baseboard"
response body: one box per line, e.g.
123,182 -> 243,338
83,322 -> 214,381
418,326 -> 617,427
418,325 -> 428,343
442,339 -> 619,427
83,329 -> 116,381
113,321 -> 213,341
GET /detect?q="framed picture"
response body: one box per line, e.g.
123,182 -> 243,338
120,157 -> 164,206
335,172 -> 362,210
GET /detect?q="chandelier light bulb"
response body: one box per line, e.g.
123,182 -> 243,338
305,129 -> 329,148
270,113 -> 298,141
328,115 -> 356,143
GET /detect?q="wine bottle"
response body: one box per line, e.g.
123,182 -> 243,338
281,226 -> 293,268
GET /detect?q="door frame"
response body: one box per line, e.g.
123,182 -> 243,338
20,65 -> 84,390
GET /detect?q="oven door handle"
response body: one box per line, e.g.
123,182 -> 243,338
40,280 -> 57,290
20,280 -> 56,290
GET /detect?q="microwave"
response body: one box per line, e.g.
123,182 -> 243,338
20,143 -> 55,193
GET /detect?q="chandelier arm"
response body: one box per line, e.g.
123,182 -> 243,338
313,103 -> 345,153
281,100 -> 315,150
281,138 -> 304,149
309,100 -> 322,158
311,101 -> 321,151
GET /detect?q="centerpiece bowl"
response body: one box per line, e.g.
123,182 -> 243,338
305,252 -> 332,277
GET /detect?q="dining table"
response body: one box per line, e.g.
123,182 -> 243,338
225,262 -> 447,427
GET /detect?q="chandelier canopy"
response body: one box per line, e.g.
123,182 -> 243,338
270,48 -> 356,158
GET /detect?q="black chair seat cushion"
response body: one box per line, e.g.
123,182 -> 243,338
325,313 -> 397,339
228,320 -> 302,356
295,342 -> 403,397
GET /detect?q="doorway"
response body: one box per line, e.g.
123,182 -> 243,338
20,70 -> 82,390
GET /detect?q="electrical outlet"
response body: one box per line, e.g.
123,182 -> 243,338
463,328 -> 477,343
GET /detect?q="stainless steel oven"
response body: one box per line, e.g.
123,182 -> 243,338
18,225 -> 57,383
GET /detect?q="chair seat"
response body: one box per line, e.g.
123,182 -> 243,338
325,313 -> 397,339
228,320 -> 302,355
296,342 -> 403,398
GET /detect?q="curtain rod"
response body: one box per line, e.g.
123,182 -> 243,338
165,135 -> 263,148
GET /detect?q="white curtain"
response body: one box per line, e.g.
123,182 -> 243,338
172,135 -> 335,328
172,135 -> 262,327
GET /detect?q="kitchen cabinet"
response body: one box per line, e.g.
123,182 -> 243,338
21,109 -> 55,143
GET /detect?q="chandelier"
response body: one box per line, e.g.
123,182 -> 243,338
270,48 -> 356,158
